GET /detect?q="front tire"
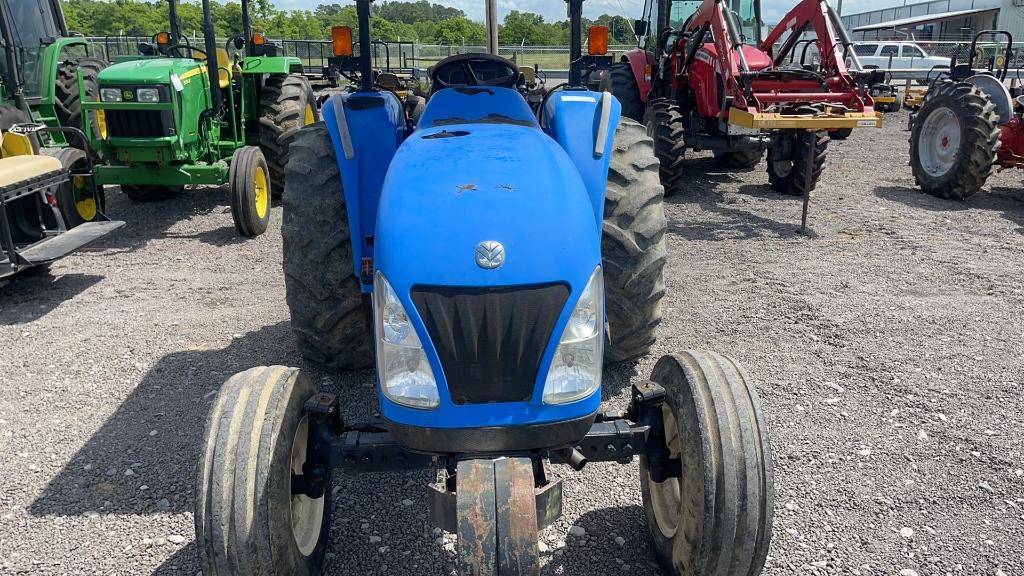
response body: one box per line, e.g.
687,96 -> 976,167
260,74 -> 318,195
909,81 -> 1000,200
644,99 -> 687,194
196,366 -> 331,576
767,130 -> 828,196
641,351 -> 774,575
45,147 -> 104,227
602,118 -> 667,363
282,123 -> 374,369
713,148 -> 764,170
229,146 -> 271,237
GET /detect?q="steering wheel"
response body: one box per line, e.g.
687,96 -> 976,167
430,54 -> 520,92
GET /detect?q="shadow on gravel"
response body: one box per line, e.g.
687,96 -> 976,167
27,320 -> 300,518
874,184 -> 1024,233
0,272 -> 103,325
151,542 -> 198,575
95,186 -> 232,253
544,504 -> 654,574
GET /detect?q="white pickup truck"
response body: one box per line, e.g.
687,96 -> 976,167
851,42 -> 950,81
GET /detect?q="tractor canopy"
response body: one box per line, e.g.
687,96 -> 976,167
368,87 -> 606,440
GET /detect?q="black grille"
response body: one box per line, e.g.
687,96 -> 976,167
411,283 -> 569,405
105,109 -> 174,138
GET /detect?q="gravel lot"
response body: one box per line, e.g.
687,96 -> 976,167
1,106 -> 1023,576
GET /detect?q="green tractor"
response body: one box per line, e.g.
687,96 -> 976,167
1,0 -> 107,226
80,0 -> 317,237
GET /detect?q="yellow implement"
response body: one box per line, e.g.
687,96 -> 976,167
904,88 -> 928,109
728,108 -> 884,130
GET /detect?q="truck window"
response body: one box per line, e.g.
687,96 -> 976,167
902,45 -> 925,58
879,45 -> 899,57
853,44 -> 877,56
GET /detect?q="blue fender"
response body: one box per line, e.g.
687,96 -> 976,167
542,89 -> 622,227
321,90 -> 406,290
375,88 -> 603,429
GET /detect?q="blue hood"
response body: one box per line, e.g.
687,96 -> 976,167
374,121 -> 601,292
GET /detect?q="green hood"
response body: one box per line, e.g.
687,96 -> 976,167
98,58 -> 203,85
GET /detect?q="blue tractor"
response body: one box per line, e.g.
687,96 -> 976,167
195,1 -> 774,574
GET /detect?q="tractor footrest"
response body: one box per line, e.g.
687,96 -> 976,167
729,108 -> 883,130
17,220 -> 124,264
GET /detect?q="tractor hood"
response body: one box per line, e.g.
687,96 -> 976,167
98,58 -> 203,85
374,121 -> 601,292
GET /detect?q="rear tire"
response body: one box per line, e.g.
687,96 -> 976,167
229,146 -> 272,237
602,61 -> 645,122
282,123 -> 374,369
602,118 -> 667,363
713,148 -> 764,170
196,366 -> 331,576
260,74 -> 318,195
55,57 -> 107,151
767,130 -> 828,196
644,99 -> 687,195
0,104 -> 30,132
641,351 -> 774,576
909,81 -> 1000,200
45,147 -> 104,227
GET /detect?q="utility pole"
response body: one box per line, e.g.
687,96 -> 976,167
486,0 -> 498,55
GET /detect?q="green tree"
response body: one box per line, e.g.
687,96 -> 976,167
433,16 -> 484,45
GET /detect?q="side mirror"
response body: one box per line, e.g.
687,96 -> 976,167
633,20 -> 648,37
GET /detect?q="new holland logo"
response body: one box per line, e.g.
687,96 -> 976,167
475,240 -> 505,269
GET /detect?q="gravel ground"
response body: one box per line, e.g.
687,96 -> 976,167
1,107 -> 1023,576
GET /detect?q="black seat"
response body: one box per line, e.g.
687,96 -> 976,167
429,53 -> 521,94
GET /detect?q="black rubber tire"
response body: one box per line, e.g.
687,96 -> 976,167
0,104 -> 30,132
643,98 -> 687,195
602,118 -> 667,363
909,81 -> 1000,201
282,123 -> 374,369
889,97 -> 902,113
602,61 -> 645,122
713,148 -> 765,170
229,146 -> 272,237
640,351 -> 774,576
46,147 -> 104,228
830,127 -> 853,140
196,366 -> 331,576
767,130 -> 828,196
121,185 -> 183,202
55,57 -> 107,151
260,74 -> 318,195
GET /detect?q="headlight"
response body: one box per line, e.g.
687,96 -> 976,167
100,88 -> 122,102
373,272 -> 439,409
543,267 -> 603,404
136,88 -> 161,103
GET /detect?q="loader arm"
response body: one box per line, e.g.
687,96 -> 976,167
761,0 -> 855,90
679,0 -> 748,115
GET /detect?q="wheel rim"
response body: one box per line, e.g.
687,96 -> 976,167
772,159 -> 793,178
304,104 -> 315,125
647,403 -> 682,539
72,175 -> 97,221
918,106 -> 961,178
254,165 -> 269,219
289,416 -> 325,556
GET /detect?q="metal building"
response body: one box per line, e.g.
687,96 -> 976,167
839,0 -> 1024,41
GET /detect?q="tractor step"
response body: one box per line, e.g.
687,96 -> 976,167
0,220 -> 124,272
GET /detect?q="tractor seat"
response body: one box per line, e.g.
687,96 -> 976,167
200,48 -> 234,89
0,155 -> 63,192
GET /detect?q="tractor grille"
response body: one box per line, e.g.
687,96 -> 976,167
105,109 -> 175,138
411,283 -> 569,405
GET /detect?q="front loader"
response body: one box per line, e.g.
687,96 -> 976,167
607,0 -> 882,224
79,0 -> 317,237
193,0 -> 775,574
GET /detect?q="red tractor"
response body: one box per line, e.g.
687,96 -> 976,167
909,31 -> 1022,200
606,0 -> 882,199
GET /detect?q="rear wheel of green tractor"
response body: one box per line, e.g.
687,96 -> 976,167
909,81 -> 1000,200
260,74 -> 318,196
644,99 -> 687,195
641,351 -> 774,576
45,147 -> 104,228
55,57 -> 108,150
603,118 -> 667,363
767,130 -> 828,196
229,146 -> 272,237
196,366 -> 332,576
0,104 -> 30,132
282,123 -> 374,369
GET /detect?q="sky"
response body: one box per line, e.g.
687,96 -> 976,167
275,0 -> 903,25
